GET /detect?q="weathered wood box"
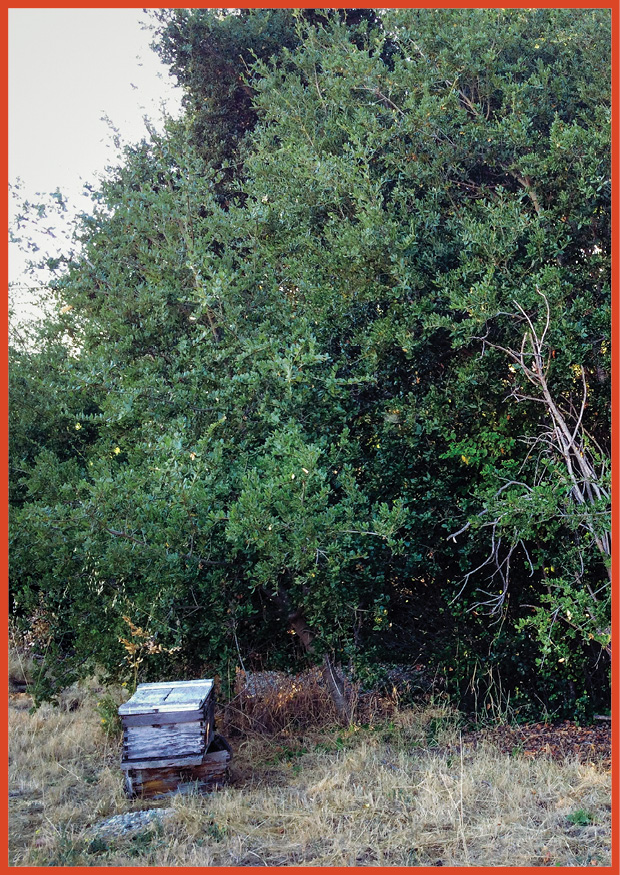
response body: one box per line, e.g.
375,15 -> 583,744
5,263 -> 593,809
118,679 -> 231,798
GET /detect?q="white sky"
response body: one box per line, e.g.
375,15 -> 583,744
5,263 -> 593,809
8,7 -> 183,320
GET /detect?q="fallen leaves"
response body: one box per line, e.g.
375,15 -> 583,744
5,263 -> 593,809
462,720 -> 611,770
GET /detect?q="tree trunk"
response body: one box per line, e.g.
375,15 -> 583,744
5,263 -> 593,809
266,584 -> 351,722
321,653 -> 349,721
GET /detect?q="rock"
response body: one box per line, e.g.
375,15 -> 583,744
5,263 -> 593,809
87,807 -> 175,840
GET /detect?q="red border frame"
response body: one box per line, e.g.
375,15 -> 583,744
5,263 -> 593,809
4,3 -> 617,872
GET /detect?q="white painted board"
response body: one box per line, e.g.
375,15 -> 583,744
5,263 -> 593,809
119,679 -> 214,716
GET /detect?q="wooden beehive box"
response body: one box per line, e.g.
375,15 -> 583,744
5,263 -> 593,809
118,679 -> 231,798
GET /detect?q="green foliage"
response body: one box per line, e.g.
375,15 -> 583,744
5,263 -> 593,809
96,693 -> 123,739
566,809 -> 595,827
9,8 -> 610,719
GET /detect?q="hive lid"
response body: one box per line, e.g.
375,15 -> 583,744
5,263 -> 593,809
118,678 -> 214,716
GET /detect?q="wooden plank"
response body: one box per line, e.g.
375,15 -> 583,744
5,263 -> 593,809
132,686 -> 173,700
127,751 -> 230,786
119,683 -> 213,716
123,747 -> 206,763
118,688 -> 172,714
207,734 -> 232,755
144,780 -> 224,797
194,749 -> 230,767
161,687 -> 212,706
133,679 -> 213,692
123,743 -> 231,798
206,701 -> 215,747
123,726 -> 206,762
123,745 -> 206,763
123,723 -> 214,758
121,753 -> 206,770
123,721 -> 206,744
125,759 -> 230,798
121,709 -> 205,727
119,700 -> 209,715
120,740 -> 227,772
125,749 -> 230,771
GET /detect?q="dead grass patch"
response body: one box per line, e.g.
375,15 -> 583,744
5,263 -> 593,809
9,679 -> 610,867
220,666 -> 398,737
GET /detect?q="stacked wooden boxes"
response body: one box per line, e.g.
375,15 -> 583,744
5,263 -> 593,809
118,679 -> 231,798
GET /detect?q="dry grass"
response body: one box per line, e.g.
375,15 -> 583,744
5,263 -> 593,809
8,646 -> 38,693
220,666 -> 397,737
9,676 -> 611,867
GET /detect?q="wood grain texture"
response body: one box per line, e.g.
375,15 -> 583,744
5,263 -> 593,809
119,680 -> 214,716
123,722 -> 207,761
120,753 -> 206,770
124,749 -> 231,798
121,709 -> 205,727
163,686 -> 212,705
118,688 -> 173,712
119,700 -> 210,714
132,679 -> 214,691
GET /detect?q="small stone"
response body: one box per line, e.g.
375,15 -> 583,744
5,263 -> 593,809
87,807 -> 175,840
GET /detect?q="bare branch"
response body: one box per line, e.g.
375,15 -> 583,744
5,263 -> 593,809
569,366 -> 588,449
450,289 -> 611,619
506,169 -> 543,216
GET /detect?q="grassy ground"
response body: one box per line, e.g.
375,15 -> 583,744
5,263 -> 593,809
8,672 -> 611,867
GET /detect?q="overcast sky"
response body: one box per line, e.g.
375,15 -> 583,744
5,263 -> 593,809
9,7 -> 183,318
